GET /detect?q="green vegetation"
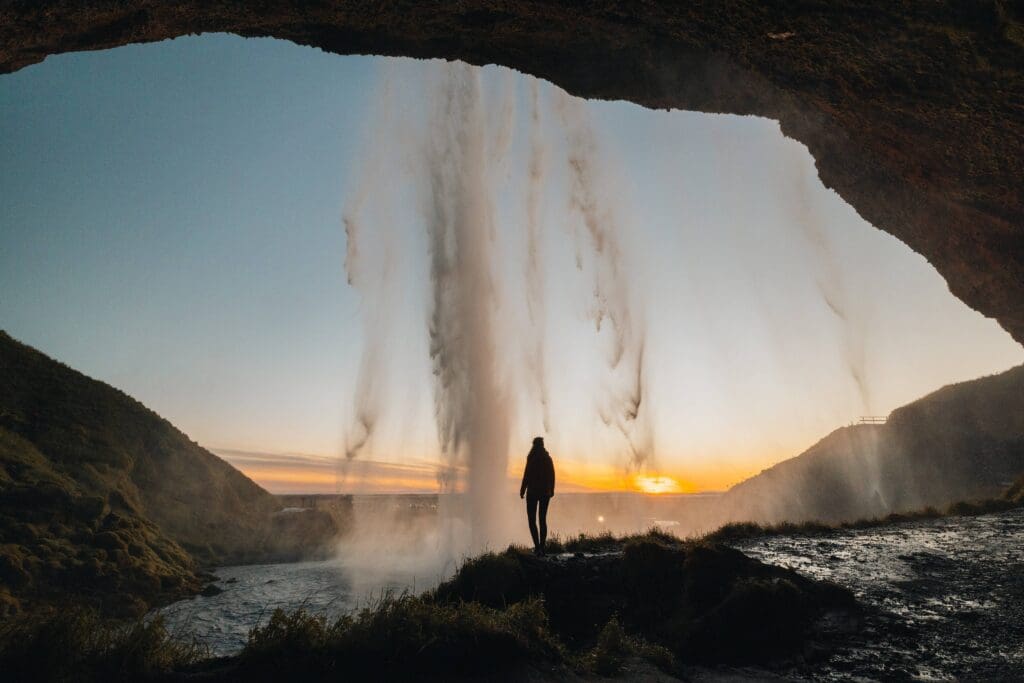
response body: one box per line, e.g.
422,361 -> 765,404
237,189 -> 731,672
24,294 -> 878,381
704,495 -> 1024,545
0,331 -> 342,615
544,527 -> 680,555
948,497 -> 1020,516
1004,473 -> 1024,503
238,597 -> 677,680
0,424 -> 200,616
0,608 -> 205,682
240,596 -> 564,678
583,615 -> 674,676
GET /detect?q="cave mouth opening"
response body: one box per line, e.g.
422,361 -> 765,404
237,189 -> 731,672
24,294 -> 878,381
1,34 -> 1021,500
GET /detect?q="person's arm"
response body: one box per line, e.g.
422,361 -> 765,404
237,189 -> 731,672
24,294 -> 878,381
520,455 -> 531,498
548,457 -> 556,497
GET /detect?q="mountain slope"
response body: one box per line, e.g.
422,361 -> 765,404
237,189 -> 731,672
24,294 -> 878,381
0,331 -> 340,615
716,365 -> 1024,525
0,422 -> 199,616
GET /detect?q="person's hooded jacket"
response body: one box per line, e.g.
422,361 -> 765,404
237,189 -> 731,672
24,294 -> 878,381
520,442 -> 555,499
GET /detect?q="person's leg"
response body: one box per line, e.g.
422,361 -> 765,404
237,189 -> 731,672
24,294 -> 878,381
526,496 -> 540,550
538,497 -> 550,554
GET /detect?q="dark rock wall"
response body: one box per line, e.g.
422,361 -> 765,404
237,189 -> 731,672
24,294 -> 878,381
1,1 -> 1022,343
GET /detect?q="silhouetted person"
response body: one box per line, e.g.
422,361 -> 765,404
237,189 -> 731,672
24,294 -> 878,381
520,436 -> 555,555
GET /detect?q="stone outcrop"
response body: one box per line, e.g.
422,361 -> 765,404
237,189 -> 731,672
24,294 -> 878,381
0,1 -> 1022,342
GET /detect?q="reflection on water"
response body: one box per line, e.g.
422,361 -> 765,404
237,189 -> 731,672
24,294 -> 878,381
733,508 -> 1024,680
159,557 -> 447,656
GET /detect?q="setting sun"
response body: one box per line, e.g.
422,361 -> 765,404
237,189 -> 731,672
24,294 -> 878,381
633,475 -> 682,494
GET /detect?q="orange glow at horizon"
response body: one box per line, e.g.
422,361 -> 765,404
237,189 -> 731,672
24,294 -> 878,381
537,454 -> 780,494
633,475 -> 682,494
221,446 -> 794,496
241,467 -> 438,494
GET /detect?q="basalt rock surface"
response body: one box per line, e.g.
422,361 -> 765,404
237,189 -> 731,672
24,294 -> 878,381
1,1 -> 1022,343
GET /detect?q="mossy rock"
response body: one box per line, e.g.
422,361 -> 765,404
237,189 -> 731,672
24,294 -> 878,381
92,531 -> 128,553
682,576 -> 810,663
72,495 -> 108,524
436,550 -> 530,606
5,522 -> 40,544
621,538 -> 687,621
435,535 -> 858,666
0,588 -> 21,617
0,548 -> 32,587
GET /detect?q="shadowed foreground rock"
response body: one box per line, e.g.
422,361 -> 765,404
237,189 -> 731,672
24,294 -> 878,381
1,1 -> 1022,346
435,534 -> 857,667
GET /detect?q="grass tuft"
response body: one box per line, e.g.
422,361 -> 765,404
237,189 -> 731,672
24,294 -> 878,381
551,527 -> 681,555
702,497 -> 1021,544
240,594 -> 565,678
947,498 -> 1017,516
581,614 -> 675,676
0,607 -> 205,682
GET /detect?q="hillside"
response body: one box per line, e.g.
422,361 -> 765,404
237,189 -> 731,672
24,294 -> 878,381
0,331 -> 341,616
716,365 -> 1024,525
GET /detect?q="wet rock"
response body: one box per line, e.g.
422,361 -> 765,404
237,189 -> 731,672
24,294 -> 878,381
734,508 -> 1024,679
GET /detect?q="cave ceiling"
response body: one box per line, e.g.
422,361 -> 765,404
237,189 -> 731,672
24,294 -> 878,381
2,1 -> 1022,343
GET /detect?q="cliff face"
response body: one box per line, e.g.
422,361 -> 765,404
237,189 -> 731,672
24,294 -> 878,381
718,364 -> 1024,525
0,1 -> 1022,345
0,332 -> 341,615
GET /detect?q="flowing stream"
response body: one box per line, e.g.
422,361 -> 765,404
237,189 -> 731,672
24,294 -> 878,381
733,508 -> 1024,680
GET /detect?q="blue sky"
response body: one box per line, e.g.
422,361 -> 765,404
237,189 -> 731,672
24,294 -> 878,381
2,34 -> 1020,492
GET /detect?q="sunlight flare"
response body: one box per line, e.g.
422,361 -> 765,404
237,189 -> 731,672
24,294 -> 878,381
633,474 -> 683,494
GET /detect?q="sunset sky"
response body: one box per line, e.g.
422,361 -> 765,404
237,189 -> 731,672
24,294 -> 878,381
2,35 -> 1021,494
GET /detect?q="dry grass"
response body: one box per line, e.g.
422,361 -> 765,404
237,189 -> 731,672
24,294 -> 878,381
0,608 -> 205,682
240,594 -> 564,679
703,497 -> 1023,545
